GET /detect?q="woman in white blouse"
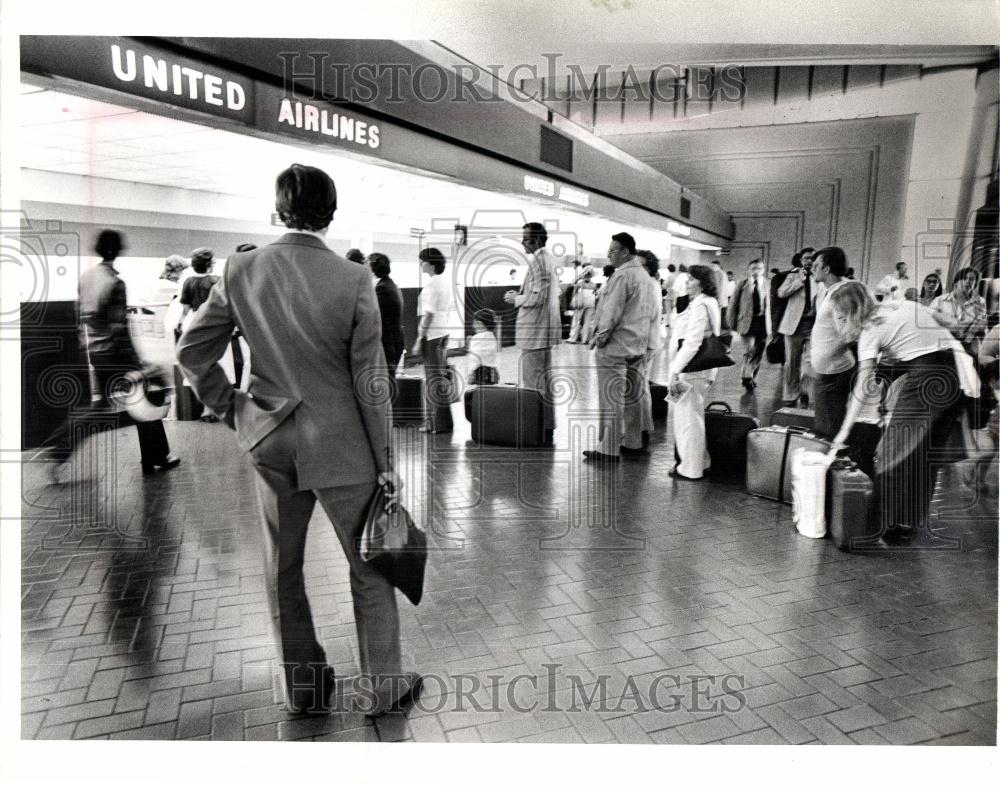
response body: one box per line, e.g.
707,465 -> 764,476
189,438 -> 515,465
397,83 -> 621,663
668,265 -> 723,480
829,282 -> 972,541
413,247 -> 456,433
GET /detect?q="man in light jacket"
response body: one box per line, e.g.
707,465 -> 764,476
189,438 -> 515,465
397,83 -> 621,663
777,253 -> 818,406
504,221 -> 562,443
585,232 -> 652,462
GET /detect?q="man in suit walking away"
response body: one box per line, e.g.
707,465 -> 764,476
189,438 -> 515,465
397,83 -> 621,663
504,221 -> 562,444
178,164 -> 418,717
728,258 -> 772,391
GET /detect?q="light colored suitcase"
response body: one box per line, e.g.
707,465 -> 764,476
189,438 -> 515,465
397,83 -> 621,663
746,425 -> 831,503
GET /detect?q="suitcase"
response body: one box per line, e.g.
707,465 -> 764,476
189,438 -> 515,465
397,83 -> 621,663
649,382 -> 668,418
746,425 -> 831,503
393,374 -> 424,422
772,407 -> 815,430
173,364 -> 201,421
464,384 -> 548,447
705,401 -> 760,476
791,450 -> 832,538
826,457 -> 875,551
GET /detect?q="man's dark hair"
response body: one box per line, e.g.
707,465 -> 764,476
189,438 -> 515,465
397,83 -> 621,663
602,264 -> 616,279
419,247 -> 447,275
791,252 -> 803,269
800,247 -> 815,256
896,261 -> 908,271
95,229 -> 123,260
611,232 -> 636,255
667,263 -> 677,273
275,163 -> 337,231
235,243 -> 257,253
813,246 -> 848,278
368,252 -> 391,279
636,249 -> 660,278
747,258 -> 763,269
522,222 -> 548,247
687,264 -> 719,298
346,248 -> 365,264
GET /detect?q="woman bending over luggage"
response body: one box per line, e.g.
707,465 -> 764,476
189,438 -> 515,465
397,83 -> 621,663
828,282 -> 975,541
668,264 -> 723,480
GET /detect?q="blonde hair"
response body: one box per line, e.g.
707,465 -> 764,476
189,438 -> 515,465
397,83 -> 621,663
828,281 -> 879,339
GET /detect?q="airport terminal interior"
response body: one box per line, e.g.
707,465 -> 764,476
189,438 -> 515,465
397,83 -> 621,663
7,23 -> 999,755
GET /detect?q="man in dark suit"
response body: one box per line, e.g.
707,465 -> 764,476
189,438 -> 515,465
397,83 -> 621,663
728,258 -> 772,391
368,252 -> 405,383
178,164 -> 418,717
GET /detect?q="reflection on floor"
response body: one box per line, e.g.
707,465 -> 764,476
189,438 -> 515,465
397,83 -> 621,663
20,343 -> 998,742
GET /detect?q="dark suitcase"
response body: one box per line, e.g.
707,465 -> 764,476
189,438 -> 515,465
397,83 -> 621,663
746,425 -> 831,503
649,382 -> 668,418
705,401 -> 760,476
772,407 -> 814,430
826,457 -> 876,551
464,384 -> 547,447
393,374 -> 424,422
173,364 -> 200,421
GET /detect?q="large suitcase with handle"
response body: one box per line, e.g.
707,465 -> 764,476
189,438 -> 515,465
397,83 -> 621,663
772,407 -> 814,430
705,401 -> 760,477
393,374 -> 424,423
464,384 -> 548,447
826,457 -> 876,551
746,425 -> 831,503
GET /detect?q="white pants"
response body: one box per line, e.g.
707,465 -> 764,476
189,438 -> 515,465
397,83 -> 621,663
569,307 -> 593,342
673,373 -> 713,478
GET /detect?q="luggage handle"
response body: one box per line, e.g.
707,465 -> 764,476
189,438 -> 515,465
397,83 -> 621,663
784,425 -> 813,435
706,401 -> 732,413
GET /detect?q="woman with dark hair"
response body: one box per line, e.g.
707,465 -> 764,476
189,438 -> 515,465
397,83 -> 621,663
829,282 -> 975,541
667,264 -> 723,480
918,272 -> 943,307
413,247 -> 456,432
368,252 -> 405,384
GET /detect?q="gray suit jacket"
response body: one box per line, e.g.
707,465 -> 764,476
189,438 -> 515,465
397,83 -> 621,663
177,233 -> 390,490
729,275 -> 772,336
514,248 -> 562,350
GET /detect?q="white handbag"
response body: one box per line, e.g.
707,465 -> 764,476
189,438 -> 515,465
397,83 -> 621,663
791,449 -> 833,539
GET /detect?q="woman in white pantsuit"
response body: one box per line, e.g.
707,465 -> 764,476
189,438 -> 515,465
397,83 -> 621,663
668,265 -> 723,480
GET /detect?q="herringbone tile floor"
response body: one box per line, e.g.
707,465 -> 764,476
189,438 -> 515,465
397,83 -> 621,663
20,343 -> 998,743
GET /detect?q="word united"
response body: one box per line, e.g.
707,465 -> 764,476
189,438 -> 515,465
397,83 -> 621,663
276,98 -> 381,149
110,45 -> 247,110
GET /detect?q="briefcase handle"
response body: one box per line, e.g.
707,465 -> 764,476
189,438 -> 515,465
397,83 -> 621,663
706,401 -> 732,413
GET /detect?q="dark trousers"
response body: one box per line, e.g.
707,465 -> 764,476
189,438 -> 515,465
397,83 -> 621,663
740,316 -> 767,380
422,336 -> 453,431
875,351 -> 963,533
41,359 -> 170,467
812,368 -> 854,440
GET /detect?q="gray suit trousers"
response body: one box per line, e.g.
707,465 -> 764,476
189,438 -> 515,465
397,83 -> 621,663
249,413 -> 401,707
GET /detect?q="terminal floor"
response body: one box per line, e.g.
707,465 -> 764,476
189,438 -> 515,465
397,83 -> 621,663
20,343 -> 998,743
